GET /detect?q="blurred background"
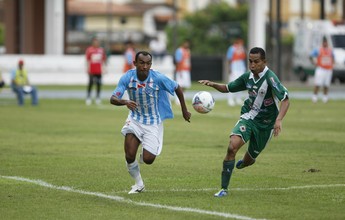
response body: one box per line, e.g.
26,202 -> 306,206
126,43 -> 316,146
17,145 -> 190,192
0,0 -> 344,85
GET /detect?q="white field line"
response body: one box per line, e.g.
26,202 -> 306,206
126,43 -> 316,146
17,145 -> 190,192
1,175 -> 264,220
112,184 -> 345,194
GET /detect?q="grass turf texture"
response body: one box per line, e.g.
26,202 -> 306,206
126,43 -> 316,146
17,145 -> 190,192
1,98 -> 344,220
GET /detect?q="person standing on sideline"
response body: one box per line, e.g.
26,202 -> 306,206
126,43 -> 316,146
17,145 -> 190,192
226,38 -> 247,106
199,47 -> 290,197
11,59 -> 38,106
0,70 -> 5,90
309,36 -> 335,103
174,39 -> 191,105
123,40 -> 136,74
110,51 -> 191,194
85,37 -> 107,105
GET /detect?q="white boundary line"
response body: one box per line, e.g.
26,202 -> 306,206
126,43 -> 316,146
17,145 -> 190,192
111,184 -> 345,194
1,175 -> 264,220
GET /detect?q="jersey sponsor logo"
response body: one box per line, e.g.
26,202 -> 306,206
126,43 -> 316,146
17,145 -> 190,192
249,104 -> 268,113
264,98 -> 274,106
270,77 -> 280,92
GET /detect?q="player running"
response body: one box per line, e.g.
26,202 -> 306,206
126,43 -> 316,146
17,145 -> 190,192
110,51 -> 191,194
199,47 -> 290,197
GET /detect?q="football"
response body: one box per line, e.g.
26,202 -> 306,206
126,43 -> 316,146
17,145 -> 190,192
192,91 -> 215,114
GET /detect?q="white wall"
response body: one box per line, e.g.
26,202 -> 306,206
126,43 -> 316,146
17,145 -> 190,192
0,55 -> 174,85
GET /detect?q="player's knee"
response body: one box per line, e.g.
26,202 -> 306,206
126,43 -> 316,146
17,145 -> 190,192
143,158 -> 155,165
125,155 -> 136,164
227,145 -> 237,156
142,153 -> 156,165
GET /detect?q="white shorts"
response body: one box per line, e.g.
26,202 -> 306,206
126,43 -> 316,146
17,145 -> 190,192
121,116 -> 164,156
314,67 -> 333,87
176,70 -> 191,89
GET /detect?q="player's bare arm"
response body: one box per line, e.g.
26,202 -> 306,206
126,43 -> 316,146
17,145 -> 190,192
273,97 -> 290,137
110,95 -> 137,110
175,85 -> 191,122
198,80 -> 228,93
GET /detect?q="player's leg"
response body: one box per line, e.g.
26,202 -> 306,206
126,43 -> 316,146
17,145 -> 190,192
140,123 -> 163,164
124,133 -> 145,194
95,75 -> 102,105
86,74 -> 93,105
215,135 -> 245,197
231,70 -> 243,105
13,86 -> 24,106
121,118 -> 145,193
237,128 -> 273,169
322,69 -> 332,103
227,73 -> 235,106
215,120 -> 249,197
30,86 -> 38,105
312,68 -> 322,103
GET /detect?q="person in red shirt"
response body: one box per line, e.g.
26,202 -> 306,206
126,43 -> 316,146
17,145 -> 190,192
85,37 -> 107,105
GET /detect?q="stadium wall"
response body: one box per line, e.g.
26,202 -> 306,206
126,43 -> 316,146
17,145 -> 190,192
0,55 -> 175,85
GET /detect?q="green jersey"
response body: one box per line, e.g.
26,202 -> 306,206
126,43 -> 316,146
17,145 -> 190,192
227,67 -> 289,130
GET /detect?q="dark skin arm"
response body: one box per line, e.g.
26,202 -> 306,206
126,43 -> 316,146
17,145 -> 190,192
175,85 -> 191,122
198,80 -> 229,93
273,97 -> 290,137
110,95 -> 137,110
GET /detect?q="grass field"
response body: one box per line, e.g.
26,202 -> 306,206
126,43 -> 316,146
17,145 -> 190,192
1,94 -> 345,220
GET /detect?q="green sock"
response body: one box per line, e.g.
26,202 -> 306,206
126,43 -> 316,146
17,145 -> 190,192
221,160 -> 235,190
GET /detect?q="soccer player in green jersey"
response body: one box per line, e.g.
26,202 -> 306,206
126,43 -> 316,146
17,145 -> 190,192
199,47 -> 290,197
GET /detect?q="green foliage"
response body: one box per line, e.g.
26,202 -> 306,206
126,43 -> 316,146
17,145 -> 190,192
166,2 -> 248,55
0,94 -> 345,220
0,23 -> 4,45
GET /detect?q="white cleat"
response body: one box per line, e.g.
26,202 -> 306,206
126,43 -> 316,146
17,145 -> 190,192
312,95 -> 318,103
214,189 -> 228,197
95,98 -> 102,105
128,185 -> 145,194
86,98 -> 92,106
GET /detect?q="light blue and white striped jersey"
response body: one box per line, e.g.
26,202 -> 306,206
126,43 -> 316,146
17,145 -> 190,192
113,69 -> 177,125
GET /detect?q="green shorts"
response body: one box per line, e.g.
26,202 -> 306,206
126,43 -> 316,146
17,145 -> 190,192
231,119 -> 273,159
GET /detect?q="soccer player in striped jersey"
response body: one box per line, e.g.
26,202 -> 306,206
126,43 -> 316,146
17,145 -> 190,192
199,47 -> 290,197
110,51 -> 191,194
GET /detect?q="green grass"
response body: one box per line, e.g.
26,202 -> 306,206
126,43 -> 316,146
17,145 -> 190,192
1,98 -> 345,220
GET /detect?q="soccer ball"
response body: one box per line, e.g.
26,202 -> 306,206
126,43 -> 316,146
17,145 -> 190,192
192,91 -> 215,114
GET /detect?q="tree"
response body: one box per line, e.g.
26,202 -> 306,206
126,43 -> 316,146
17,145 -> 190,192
166,2 -> 248,56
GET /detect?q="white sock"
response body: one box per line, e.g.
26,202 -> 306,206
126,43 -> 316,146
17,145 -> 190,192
127,161 -> 144,187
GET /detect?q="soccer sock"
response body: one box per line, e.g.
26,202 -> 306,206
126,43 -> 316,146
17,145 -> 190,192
127,160 -> 144,187
221,160 -> 235,190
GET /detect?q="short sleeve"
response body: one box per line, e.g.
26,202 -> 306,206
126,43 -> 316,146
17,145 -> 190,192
268,73 -> 289,101
112,73 -> 131,99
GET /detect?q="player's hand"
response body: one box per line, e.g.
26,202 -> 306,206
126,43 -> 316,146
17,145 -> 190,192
198,80 -> 213,87
125,100 -> 137,110
273,119 -> 282,137
183,111 -> 191,123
